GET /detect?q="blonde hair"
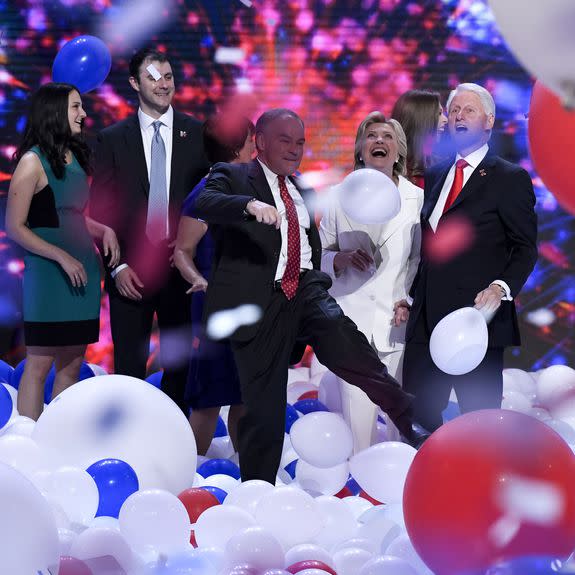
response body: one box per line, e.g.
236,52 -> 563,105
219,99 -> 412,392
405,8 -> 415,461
354,111 -> 407,178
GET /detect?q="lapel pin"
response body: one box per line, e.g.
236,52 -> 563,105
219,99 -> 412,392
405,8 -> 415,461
180,130 -> 187,138
479,169 -> 487,176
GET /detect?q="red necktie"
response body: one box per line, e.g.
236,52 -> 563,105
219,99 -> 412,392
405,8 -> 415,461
442,158 -> 469,214
278,175 -> 300,299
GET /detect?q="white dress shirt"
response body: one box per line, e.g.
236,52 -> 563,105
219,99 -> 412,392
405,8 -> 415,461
258,159 -> 313,281
428,143 -> 512,300
111,107 -> 174,278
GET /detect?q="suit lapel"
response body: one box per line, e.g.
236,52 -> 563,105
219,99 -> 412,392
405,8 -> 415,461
375,179 -> 419,246
445,153 -> 497,213
124,115 -> 149,196
170,111 -> 186,204
248,159 -> 276,207
422,161 -> 451,222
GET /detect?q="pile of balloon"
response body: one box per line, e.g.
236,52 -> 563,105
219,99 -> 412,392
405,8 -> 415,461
3,356 -> 575,575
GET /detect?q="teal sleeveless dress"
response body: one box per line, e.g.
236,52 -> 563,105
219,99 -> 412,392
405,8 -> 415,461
23,146 -> 100,346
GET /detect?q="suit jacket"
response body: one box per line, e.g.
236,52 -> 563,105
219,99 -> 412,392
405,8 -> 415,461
193,159 -> 322,342
89,110 -> 209,283
407,152 -> 538,348
320,175 -> 423,352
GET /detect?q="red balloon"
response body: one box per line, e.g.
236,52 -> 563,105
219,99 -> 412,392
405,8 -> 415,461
287,560 -> 337,574
58,556 -> 93,575
529,81 -> 575,215
298,390 -> 319,401
178,487 -> 220,524
359,490 -> 383,506
334,486 -> 354,499
403,409 -> 575,575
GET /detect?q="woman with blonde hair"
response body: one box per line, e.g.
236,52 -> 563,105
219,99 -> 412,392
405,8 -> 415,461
319,111 -> 423,451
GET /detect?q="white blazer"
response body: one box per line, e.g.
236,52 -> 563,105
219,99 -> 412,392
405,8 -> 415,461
320,175 -> 423,353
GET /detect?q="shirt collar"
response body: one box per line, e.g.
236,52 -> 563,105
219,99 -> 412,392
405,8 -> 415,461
138,106 -> 174,131
257,157 -> 282,186
456,143 -> 489,169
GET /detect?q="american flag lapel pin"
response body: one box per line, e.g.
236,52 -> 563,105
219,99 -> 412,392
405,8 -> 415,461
479,169 -> 487,176
180,130 -> 187,138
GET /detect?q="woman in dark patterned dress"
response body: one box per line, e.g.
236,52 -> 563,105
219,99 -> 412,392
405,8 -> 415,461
174,114 -> 255,454
5,83 -> 120,419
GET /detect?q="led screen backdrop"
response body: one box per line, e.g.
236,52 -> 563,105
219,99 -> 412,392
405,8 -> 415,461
0,0 -> 573,372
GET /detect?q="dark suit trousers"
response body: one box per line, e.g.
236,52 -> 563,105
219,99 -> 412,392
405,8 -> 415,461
403,303 -> 504,432
231,270 -> 413,483
108,267 -> 191,414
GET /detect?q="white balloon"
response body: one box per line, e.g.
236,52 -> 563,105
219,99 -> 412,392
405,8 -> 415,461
34,466 -> 99,527
0,434 -> 55,477
318,371 -> 343,414
310,355 -> 329,379
536,365 -> 575,412
342,496 -> 374,520
1,415 -> 35,437
349,442 -> 416,504
90,515 -> 121,530
194,504 -> 256,550
545,419 -> 575,445
198,473 -> 240,494
296,460 -> 349,497
358,555 -> 419,575
33,375 -> 197,493
223,480 -> 275,517
70,525 -> 136,573
285,543 -> 334,568
530,407 -> 551,421
385,534 -> 434,575
290,412 -> 353,468
206,436 -> 235,460
255,486 -> 324,549
501,390 -> 532,414
58,527 -> 77,557
287,381 -> 318,405
0,462 -> 59,575
206,304 -> 262,339
333,547 -> 374,575
312,495 -> 358,550
430,307 -> 488,375
357,506 -> 403,551
225,526 -> 284,571
87,363 -> 108,376
119,489 -> 191,555
503,369 -> 537,397
333,537 -> 378,555
338,169 -> 401,224
288,367 -> 311,384
489,0 -> 575,105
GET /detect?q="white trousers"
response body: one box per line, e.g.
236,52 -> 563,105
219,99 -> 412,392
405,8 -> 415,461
338,346 -> 404,454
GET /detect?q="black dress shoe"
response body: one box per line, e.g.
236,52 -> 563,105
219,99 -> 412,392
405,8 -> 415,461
401,421 -> 431,450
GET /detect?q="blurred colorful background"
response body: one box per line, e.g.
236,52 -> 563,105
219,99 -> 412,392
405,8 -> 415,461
0,0 -> 573,372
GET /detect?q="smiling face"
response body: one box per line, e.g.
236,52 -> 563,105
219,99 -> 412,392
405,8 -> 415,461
68,90 -> 86,135
448,90 -> 494,154
256,114 -> 305,176
129,58 -> 175,118
359,122 -> 399,177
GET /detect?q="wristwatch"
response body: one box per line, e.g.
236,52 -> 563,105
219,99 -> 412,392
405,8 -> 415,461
243,197 -> 257,217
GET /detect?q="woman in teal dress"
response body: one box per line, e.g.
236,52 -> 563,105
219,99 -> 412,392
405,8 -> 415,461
5,83 -> 120,419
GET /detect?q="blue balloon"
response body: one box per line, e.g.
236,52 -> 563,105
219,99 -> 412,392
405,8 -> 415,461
86,458 -> 139,518
293,398 -> 329,415
345,476 -> 362,496
201,485 -> 227,503
284,459 -> 298,479
0,360 -> 14,384
214,415 -> 227,438
11,359 -> 94,404
197,458 -> 240,480
458,556 -> 564,575
285,403 -> 299,433
145,371 -> 163,389
52,35 -> 111,94
0,384 -> 13,430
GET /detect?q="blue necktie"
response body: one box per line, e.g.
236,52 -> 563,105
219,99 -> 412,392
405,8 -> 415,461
146,120 -> 168,242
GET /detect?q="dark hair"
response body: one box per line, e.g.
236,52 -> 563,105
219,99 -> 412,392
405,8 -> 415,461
255,108 -> 304,136
14,82 -> 91,179
203,115 -> 255,164
129,48 -> 170,82
391,90 -> 442,183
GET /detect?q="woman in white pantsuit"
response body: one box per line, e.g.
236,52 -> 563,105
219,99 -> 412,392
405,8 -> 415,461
319,112 -> 423,453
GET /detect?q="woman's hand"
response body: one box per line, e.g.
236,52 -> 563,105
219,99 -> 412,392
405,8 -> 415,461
102,226 -> 121,268
392,299 -> 411,327
186,273 -> 208,294
58,251 -> 88,288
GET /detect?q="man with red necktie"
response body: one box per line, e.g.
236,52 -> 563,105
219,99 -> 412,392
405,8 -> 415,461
397,83 -> 538,432
193,108 -> 429,482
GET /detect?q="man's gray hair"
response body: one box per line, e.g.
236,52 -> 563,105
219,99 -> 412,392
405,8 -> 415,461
447,83 -> 496,118
255,108 -> 304,135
